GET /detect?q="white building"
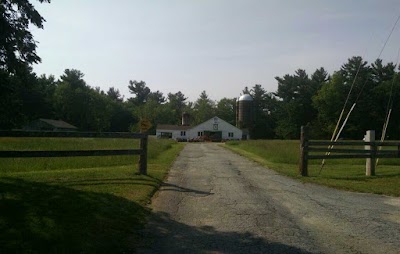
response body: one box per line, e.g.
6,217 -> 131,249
156,124 -> 191,140
156,116 -> 242,141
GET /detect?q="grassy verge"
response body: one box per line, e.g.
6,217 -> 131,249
224,140 -> 400,196
0,137 -> 185,253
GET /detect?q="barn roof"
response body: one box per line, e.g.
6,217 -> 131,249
39,119 -> 78,129
156,124 -> 191,131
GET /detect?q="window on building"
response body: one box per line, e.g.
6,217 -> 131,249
228,132 -> 234,137
181,131 -> 186,136
198,131 -> 203,136
160,132 -> 172,138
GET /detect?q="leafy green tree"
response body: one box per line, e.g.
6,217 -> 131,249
312,67 -> 330,84
313,57 -> 386,139
274,69 -> 318,138
128,80 -> 150,105
107,87 -> 123,102
0,0 -> 50,128
371,72 -> 400,139
273,67 -> 329,139
193,91 -> 215,125
60,69 -> 86,89
27,74 -> 57,119
54,69 -> 114,131
313,72 -> 347,137
0,70 -> 56,129
249,84 -> 277,139
148,90 -> 165,104
129,85 -> 182,132
216,98 -> 236,125
54,71 -> 88,129
333,56 -> 373,138
368,60 -> 399,139
0,70 -> 25,128
109,102 -> 136,132
165,91 -> 188,125
106,88 -> 137,131
0,0 -> 50,74
132,97 -> 171,133
371,59 -> 395,84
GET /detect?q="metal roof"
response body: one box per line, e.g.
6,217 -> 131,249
156,124 -> 191,131
238,94 -> 253,101
39,119 -> 78,129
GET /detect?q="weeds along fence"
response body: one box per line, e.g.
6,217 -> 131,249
299,126 -> 400,177
0,131 -> 148,175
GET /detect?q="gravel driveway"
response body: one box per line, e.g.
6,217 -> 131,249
139,143 -> 400,254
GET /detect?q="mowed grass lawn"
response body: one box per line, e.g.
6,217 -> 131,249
225,140 -> 400,196
0,137 -> 184,253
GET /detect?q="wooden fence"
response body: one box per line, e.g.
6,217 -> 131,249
0,131 -> 148,175
299,126 -> 400,177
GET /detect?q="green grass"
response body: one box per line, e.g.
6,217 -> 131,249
224,140 -> 400,196
0,137 -> 185,253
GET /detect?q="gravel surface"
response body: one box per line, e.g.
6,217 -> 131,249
139,143 -> 400,254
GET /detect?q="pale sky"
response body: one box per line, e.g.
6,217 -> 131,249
31,0 -> 400,102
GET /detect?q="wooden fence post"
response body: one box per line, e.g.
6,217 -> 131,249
139,135 -> 148,175
365,130 -> 376,176
299,126 -> 309,176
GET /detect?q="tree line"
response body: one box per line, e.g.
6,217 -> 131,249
2,56 -> 400,140
1,0 -> 399,139
276,57 -> 400,140
0,67 -> 235,134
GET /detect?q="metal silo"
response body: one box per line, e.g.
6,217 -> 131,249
236,94 -> 254,130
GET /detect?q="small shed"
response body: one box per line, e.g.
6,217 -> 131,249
23,119 -> 78,131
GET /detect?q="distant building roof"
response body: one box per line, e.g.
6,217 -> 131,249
39,119 -> 78,129
156,124 -> 191,131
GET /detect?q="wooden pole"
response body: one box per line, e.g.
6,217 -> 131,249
365,130 -> 376,176
299,126 -> 309,176
139,134 -> 148,175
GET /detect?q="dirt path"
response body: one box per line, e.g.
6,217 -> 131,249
139,143 -> 400,254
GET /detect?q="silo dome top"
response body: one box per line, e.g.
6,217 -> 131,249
239,94 -> 253,101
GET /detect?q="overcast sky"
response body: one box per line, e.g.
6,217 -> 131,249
32,0 -> 400,102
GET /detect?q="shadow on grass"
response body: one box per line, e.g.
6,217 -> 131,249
327,173 -> 400,181
1,177 -> 312,253
139,212 -> 312,254
0,177 -> 148,253
45,177 -> 161,188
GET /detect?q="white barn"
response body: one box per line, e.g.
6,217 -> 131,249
156,116 -> 242,141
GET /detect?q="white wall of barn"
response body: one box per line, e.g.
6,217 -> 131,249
187,117 -> 242,140
156,129 -> 188,140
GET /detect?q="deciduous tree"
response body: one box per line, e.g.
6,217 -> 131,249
0,0 -> 50,74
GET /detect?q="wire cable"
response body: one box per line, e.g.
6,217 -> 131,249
376,47 -> 400,167
320,11 -> 400,173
